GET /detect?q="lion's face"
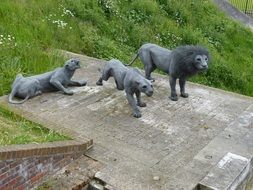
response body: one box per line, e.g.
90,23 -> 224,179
64,58 -> 81,70
193,54 -> 209,71
138,80 -> 153,97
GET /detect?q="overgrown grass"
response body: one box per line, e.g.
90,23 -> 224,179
0,0 -> 253,97
0,106 -> 71,145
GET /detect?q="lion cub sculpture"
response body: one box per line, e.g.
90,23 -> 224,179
127,43 -> 210,101
9,58 -> 87,104
96,59 -> 153,118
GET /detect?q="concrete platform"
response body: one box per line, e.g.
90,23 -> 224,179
1,51 -> 253,190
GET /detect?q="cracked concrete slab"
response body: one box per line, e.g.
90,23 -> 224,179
1,51 -> 253,190
198,152 -> 251,190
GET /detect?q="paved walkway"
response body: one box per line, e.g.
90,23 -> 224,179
1,52 -> 253,189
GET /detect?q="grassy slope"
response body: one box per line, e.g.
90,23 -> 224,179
0,106 -> 71,145
0,0 -> 253,97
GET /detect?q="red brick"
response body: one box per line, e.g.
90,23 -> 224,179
11,165 -> 21,174
30,172 -> 44,184
7,176 -> 21,188
26,161 -> 35,171
15,184 -> 25,190
27,167 -> 38,179
0,183 -> 12,190
10,161 -> 21,169
1,174 -> 15,187
1,165 -> 10,174
15,175 -> 26,187
0,172 -> 8,181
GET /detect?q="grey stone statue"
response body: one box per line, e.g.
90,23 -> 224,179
96,59 -> 153,118
127,43 -> 210,101
8,74 -> 42,104
8,58 -> 87,104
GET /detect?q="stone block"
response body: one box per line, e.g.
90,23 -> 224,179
198,152 -> 251,190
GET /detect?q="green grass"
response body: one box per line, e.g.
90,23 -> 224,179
0,106 -> 71,145
0,0 -> 253,97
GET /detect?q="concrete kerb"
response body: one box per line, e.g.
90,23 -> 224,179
0,140 -> 89,160
194,105 -> 253,189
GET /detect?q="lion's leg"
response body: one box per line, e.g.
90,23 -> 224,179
29,89 -> 42,98
96,68 -> 111,86
139,52 -> 155,82
144,65 -> 156,82
169,76 -> 178,101
96,77 -> 103,86
69,80 -> 87,86
35,90 -> 42,96
135,91 -> 146,107
179,78 -> 188,98
126,90 -> 141,118
102,68 -> 112,81
115,80 -> 124,90
50,79 -> 73,95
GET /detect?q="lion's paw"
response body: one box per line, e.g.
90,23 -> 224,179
65,90 -> 74,95
80,81 -> 87,86
137,102 -> 146,107
180,93 -> 189,98
170,95 -> 178,101
133,112 -> 142,118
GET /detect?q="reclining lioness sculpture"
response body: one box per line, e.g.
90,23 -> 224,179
9,58 -> 87,104
96,59 -> 153,118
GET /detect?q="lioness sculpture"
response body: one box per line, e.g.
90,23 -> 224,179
9,58 -> 87,104
96,59 -> 153,118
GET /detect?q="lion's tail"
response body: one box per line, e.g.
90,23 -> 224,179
125,53 -> 139,66
8,90 -> 29,104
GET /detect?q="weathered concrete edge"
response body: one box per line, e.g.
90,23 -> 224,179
192,104 -> 253,189
62,50 -> 103,62
212,0 -> 253,30
0,139 -> 90,160
198,153 -> 252,190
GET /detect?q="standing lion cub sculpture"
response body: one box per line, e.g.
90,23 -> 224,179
127,43 -> 210,101
96,59 -> 153,118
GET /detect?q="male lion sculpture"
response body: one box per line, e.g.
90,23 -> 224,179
127,43 -> 210,101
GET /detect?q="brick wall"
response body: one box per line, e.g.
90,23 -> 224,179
0,140 -> 92,190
